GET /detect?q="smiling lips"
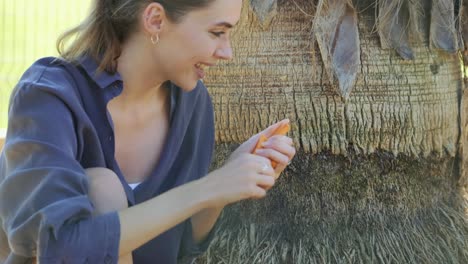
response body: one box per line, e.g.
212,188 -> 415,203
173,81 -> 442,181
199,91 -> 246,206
195,63 -> 214,79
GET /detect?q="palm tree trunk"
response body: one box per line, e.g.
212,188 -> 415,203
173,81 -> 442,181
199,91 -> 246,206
200,0 -> 468,262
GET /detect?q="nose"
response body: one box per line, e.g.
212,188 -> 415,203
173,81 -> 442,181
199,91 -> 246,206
215,42 -> 233,60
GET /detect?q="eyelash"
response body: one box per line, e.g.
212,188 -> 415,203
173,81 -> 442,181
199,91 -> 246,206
211,32 -> 225,37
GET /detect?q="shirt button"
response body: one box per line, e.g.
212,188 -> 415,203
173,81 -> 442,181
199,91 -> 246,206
108,136 -> 113,141
104,255 -> 112,263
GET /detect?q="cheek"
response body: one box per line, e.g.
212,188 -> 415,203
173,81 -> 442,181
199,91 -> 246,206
184,33 -> 217,58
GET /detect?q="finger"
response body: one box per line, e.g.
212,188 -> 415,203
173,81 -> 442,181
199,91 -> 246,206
261,119 -> 290,138
250,186 -> 267,199
274,163 -> 287,179
248,154 -> 275,171
255,148 -> 290,167
256,140 -> 296,162
264,135 -> 294,146
269,142 -> 296,160
257,162 -> 275,176
244,133 -> 264,153
256,174 -> 275,189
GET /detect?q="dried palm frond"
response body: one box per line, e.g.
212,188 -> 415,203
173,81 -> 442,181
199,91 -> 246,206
408,0 -> 425,43
455,0 -> 463,50
430,0 -> 459,53
313,0 -> 360,100
377,0 -> 415,60
459,0 -> 468,52
250,0 -> 278,30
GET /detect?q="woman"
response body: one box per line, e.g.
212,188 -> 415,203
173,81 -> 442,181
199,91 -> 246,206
0,0 -> 296,263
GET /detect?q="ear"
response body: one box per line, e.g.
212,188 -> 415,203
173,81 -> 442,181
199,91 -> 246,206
142,2 -> 167,36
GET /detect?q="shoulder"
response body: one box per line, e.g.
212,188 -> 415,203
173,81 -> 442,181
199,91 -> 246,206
17,57 -> 77,88
11,57 -> 84,105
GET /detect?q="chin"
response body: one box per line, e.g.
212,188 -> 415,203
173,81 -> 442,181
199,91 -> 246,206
173,79 -> 200,92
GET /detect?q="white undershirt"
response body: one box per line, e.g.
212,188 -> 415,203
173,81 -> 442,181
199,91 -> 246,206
128,182 -> 141,190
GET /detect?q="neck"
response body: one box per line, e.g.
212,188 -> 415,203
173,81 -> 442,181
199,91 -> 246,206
116,34 -> 167,107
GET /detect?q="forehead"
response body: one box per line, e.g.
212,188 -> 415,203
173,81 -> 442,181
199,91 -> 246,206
181,0 -> 243,26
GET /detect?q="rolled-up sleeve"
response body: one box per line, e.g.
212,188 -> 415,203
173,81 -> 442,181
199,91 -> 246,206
0,70 -> 120,263
178,218 -> 219,263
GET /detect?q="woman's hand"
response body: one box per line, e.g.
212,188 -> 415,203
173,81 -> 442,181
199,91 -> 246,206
229,119 -> 296,180
201,153 -> 276,208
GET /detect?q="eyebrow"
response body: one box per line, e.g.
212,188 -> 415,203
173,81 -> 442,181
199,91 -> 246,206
213,21 -> 236,28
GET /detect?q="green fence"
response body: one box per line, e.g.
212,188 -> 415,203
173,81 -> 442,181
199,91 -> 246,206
0,0 -> 92,128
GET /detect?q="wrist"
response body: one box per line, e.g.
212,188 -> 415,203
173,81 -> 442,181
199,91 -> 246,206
192,176 -> 216,209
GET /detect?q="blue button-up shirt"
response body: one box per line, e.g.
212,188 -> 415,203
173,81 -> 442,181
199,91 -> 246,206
0,56 -> 216,263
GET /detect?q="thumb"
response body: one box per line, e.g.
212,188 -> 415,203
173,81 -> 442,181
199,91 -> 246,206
231,132 -> 263,156
261,119 -> 290,138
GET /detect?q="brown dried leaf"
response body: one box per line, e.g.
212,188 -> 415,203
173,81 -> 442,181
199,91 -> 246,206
430,0 -> 459,53
250,0 -> 277,30
314,0 -> 360,100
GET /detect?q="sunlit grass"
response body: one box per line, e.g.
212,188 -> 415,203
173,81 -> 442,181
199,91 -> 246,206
0,0 -> 92,128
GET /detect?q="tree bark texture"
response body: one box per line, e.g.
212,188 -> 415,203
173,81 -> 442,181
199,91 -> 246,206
205,0 -> 462,158
202,0 -> 467,234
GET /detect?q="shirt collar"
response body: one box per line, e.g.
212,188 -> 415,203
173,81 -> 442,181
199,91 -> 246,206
77,54 -> 177,120
78,55 -> 122,89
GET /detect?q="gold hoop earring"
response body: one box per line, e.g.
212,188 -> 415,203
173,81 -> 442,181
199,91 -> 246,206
150,34 -> 160,45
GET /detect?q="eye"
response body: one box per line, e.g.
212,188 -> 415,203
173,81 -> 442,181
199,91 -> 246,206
211,31 -> 225,37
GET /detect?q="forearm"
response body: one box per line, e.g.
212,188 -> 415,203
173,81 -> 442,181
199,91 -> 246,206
191,206 -> 224,243
117,179 -> 209,256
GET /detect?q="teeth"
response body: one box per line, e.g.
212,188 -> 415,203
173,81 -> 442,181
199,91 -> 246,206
196,63 -> 207,70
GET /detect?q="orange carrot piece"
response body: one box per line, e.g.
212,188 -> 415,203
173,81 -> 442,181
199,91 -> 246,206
253,123 -> 291,168
274,123 -> 290,136
254,134 -> 269,153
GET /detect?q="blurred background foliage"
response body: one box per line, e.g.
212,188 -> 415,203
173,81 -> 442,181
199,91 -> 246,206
0,0 -> 92,129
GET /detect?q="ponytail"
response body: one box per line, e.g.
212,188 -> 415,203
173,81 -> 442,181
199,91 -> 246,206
57,0 -> 138,73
